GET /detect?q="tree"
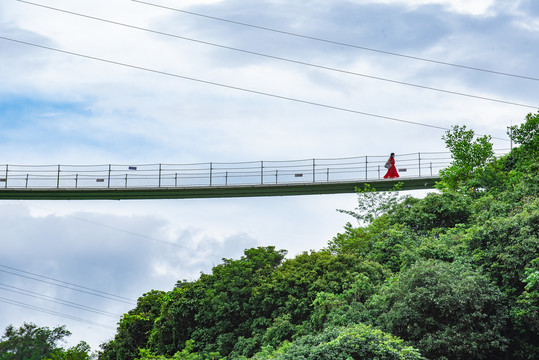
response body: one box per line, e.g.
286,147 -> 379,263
99,290 -> 166,360
271,324 -> 422,360
464,199 -> 539,297
509,111 -> 539,156
439,125 -> 494,189
512,257 -> 539,359
387,190 -> 472,232
253,252 -> 388,334
44,341 -> 93,360
0,323 -> 71,360
148,247 -> 287,357
135,340 -> 223,360
370,260 -> 509,360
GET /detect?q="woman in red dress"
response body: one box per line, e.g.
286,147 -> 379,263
383,153 -> 399,179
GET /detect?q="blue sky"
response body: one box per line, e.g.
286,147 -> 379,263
1,0 -> 538,351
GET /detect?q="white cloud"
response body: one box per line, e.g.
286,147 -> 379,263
361,0 -> 496,16
500,0 -> 539,33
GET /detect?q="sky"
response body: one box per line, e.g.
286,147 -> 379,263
0,0 -> 538,353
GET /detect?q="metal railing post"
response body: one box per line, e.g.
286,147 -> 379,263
75,174 -> 78,188
365,156 -> 368,180
26,174 -> 29,189
209,162 -> 213,186
275,170 -> 278,184
418,153 -> 421,177
4,165 -> 7,188
312,159 -> 316,183
57,165 -> 61,188
158,164 -> 162,188
261,161 -> 264,185
108,164 -> 111,188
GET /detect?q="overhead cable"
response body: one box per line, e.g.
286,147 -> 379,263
0,264 -> 136,305
0,36 -> 510,141
0,297 -> 117,330
130,0 -> 539,82
16,0 -> 538,109
0,283 -> 122,318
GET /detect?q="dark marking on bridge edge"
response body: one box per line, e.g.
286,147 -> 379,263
0,177 -> 439,200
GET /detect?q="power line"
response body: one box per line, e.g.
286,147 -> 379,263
4,35 -> 510,140
0,283 -> 122,318
16,0 -> 537,110
131,0 -> 539,82
0,264 -> 136,305
0,297 -> 117,330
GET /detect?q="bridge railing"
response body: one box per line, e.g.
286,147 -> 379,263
0,150 -> 509,190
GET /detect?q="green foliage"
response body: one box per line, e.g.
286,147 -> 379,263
464,155 -> 510,193
509,111 -> 539,157
332,188 -> 475,273
388,191 -> 472,233
308,285 -> 372,331
135,340 -> 223,360
149,247 -> 287,357
511,257 -> 539,359
399,226 -> 467,266
329,221 -> 423,274
270,324 -> 422,360
44,341 -> 93,360
260,314 -> 299,349
464,199 -> 539,297
368,224 -> 419,273
145,248 -> 389,358
100,290 -> 166,360
327,222 -> 370,255
254,252 -> 388,332
0,323 -> 71,360
337,183 -> 406,225
438,125 -> 494,189
369,260 -> 509,360
249,343 -> 291,360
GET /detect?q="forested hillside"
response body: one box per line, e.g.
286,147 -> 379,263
98,113 -> 539,360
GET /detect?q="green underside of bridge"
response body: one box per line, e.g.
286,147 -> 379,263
0,177 -> 439,200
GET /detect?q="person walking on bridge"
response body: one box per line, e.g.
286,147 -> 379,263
383,153 -> 399,179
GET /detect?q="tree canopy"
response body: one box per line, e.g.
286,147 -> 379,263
0,323 -> 74,360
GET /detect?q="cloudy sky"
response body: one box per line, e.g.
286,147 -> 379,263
0,0 -> 537,352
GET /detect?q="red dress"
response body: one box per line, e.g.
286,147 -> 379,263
383,157 -> 399,179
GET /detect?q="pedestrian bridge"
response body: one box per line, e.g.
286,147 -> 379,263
0,152 -> 454,200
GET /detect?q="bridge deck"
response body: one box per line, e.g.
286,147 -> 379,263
0,152 -> 459,199
0,177 -> 439,200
